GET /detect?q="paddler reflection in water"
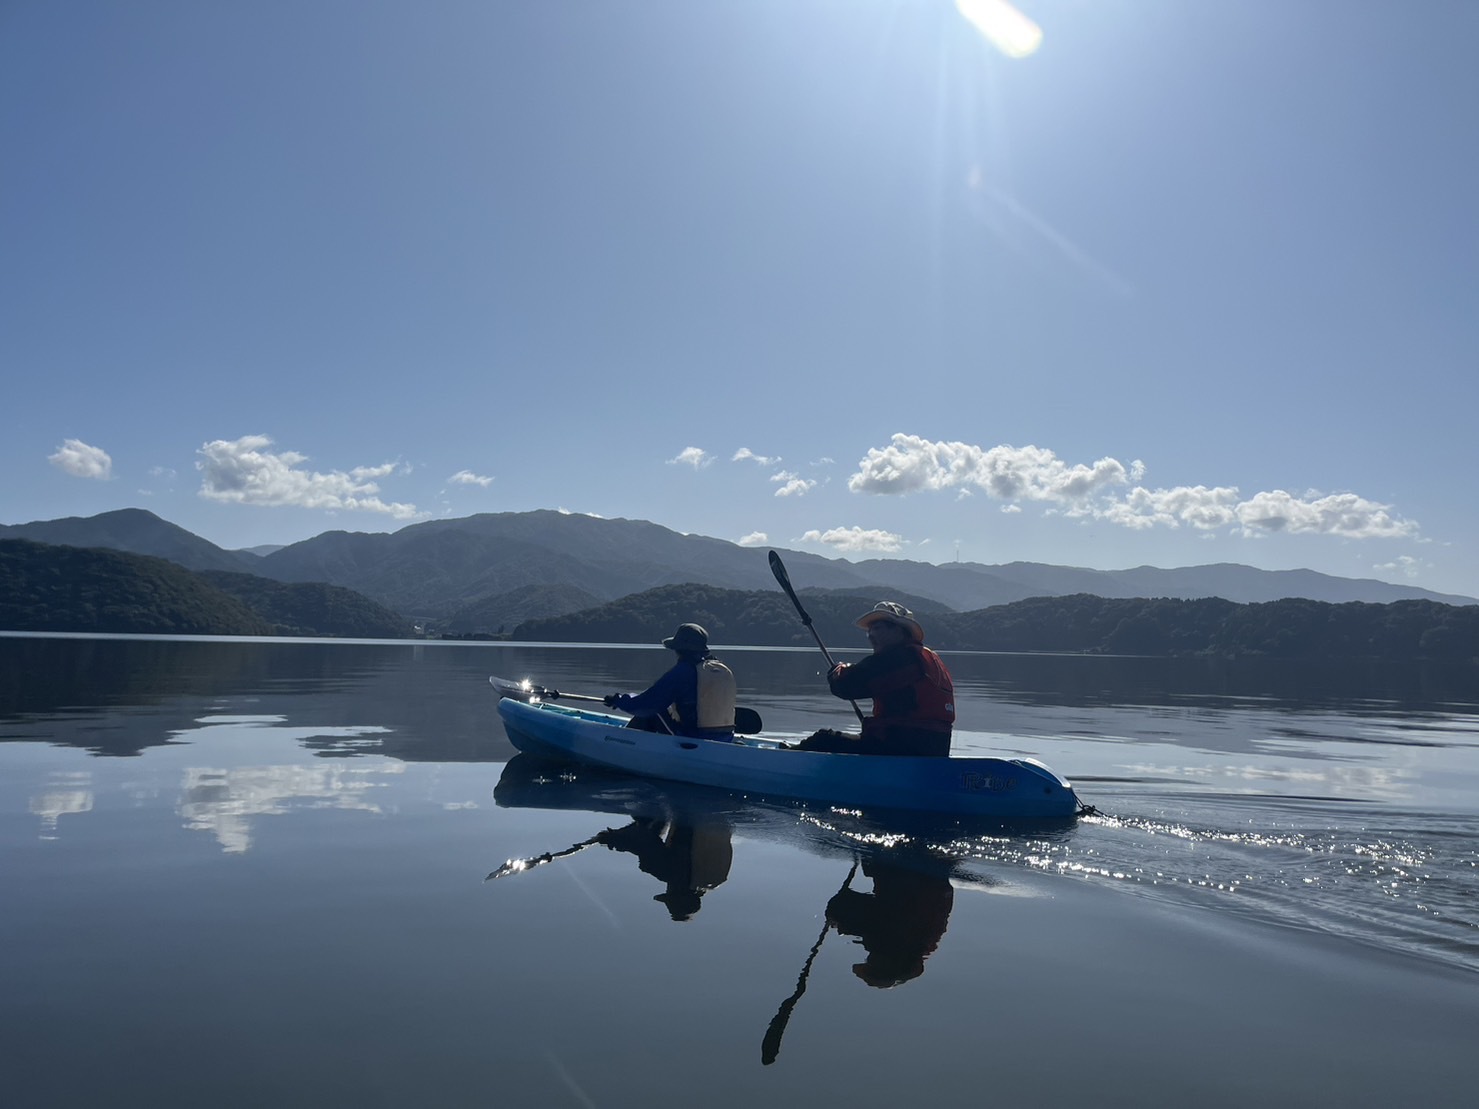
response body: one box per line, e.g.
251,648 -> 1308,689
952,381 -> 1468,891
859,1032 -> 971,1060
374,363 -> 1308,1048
595,816 -> 733,921
827,855 -> 955,988
603,623 -> 738,739
797,602 -> 955,757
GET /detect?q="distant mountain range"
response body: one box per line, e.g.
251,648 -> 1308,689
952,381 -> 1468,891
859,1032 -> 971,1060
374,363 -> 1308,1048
2,508 -> 1473,635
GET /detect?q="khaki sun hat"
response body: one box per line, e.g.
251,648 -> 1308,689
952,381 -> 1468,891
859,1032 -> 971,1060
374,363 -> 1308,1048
855,601 -> 924,643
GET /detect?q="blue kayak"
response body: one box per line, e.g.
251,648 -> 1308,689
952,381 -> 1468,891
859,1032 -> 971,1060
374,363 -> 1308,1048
496,697 -> 1084,821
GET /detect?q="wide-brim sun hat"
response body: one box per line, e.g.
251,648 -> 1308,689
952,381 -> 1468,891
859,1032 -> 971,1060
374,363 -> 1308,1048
662,623 -> 710,653
855,601 -> 924,643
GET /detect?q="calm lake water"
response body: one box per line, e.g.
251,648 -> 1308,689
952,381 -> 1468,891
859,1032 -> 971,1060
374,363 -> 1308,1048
3,634 -> 1478,1107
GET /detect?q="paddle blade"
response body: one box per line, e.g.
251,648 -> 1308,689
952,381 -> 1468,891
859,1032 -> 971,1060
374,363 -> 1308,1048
761,998 -> 799,1065
768,550 -> 812,625
489,675 -> 534,700
489,676 -> 556,702
734,707 -> 763,735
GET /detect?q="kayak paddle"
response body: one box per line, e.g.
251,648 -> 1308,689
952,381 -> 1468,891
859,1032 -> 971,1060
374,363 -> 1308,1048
489,676 -> 764,734
485,832 -> 604,880
489,675 -> 607,704
760,859 -> 859,1065
767,551 -> 865,725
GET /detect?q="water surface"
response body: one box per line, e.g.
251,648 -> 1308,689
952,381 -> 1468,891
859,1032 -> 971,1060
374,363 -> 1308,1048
3,635 -> 1477,1107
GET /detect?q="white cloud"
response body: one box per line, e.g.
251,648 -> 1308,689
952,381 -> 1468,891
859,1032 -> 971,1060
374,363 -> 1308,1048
1375,555 -> 1423,580
732,447 -> 779,465
48,439 -> 112,480
196,435 -> 421,518
1231,490 -> 1416,539
800,526 -> 905,554
351,462 -> 399,480
848,434 -> 1420,541
1099,485 -> 1243,531
770,470 -> 817,497
449,470 -> 494,487
737,531 -> 769,547
850,435 -> 1132,502
668,447 -> 712,469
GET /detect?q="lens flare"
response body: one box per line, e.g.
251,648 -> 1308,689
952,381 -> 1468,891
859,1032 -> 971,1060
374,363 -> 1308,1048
955,0 -> 1043,58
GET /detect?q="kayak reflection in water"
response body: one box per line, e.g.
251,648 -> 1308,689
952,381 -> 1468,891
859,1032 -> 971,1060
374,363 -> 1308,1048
825,854 -> 955,988
595,816 -> 733,922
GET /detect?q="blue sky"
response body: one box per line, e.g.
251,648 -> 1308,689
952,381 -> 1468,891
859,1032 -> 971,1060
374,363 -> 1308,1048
4,1 -> 1477,599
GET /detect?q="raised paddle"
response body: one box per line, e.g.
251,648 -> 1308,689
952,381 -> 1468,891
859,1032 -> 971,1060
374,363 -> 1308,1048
767,551 -> 865,725
489,676 -> 764,734
760,859 -> 859,1065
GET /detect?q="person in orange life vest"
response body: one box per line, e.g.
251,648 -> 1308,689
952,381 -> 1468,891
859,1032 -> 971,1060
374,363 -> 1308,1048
796,601 -> 955,757
603,623 -> 738,739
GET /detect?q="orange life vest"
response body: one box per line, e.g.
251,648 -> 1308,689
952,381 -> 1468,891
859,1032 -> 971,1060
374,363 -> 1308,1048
860,644 -> 955,737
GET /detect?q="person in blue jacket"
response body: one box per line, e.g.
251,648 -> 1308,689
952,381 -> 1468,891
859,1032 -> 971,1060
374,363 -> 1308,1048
603,623 -> 738,739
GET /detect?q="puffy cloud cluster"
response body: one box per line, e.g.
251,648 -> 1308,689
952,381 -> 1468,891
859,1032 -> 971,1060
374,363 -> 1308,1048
668,447 -> 712,469
733,447 -> 780,466
449,470 -> 494,487
196,435 -> 421,518
848,434 -> 1418,540
849,435 -> 1137,504
800,526 -> 904,554
49,439 -> 112,480
736,531 -> 769,547
771,471 -> 817,497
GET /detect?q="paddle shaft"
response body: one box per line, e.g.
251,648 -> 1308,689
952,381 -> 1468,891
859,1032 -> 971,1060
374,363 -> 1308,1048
540,689 -> 605,704
760,859 -> 859,1065
491,676 -> 762,735
486,833 -> 604,880
768,551 -> 865,725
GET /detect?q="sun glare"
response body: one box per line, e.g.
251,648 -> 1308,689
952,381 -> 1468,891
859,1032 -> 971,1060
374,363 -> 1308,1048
955,0 -> 1043,59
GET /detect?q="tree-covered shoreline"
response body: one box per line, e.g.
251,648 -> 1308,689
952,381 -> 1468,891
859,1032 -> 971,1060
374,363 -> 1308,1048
1,540 -> 411,639
6,541 -> 1476,661
512,583 -> 1479,662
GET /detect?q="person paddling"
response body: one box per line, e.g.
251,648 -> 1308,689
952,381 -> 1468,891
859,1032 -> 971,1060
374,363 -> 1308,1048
796,602 -> 954,756
603,623 -> 738,739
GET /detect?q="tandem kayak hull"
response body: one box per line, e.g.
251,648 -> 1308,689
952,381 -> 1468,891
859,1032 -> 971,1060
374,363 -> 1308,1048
496,698 -> 1082,821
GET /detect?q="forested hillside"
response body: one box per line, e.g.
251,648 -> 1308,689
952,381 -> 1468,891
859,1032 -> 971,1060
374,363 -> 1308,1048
1,540 -> 411,638
512,583 -> 1479,661
199,571 -> 412,638
0,540 -> 274,636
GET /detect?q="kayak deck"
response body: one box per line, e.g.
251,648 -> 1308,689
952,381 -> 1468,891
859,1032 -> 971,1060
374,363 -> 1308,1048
496,698 -> 1082,821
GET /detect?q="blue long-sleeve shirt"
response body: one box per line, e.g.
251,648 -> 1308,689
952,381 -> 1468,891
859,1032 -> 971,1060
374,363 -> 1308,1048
610,659 -> 698,722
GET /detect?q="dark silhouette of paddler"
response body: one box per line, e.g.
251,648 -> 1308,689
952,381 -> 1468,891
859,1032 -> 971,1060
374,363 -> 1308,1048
824,854 -> 955,988
595,815 -> 733,921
